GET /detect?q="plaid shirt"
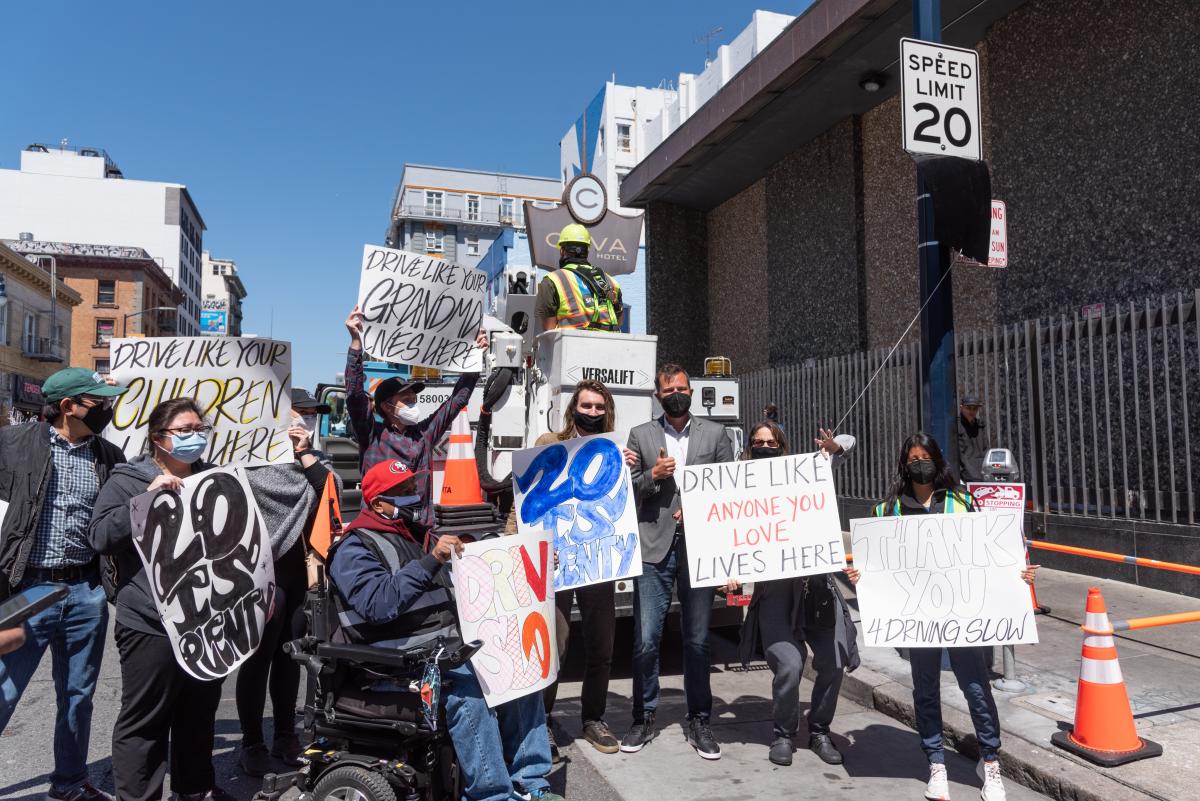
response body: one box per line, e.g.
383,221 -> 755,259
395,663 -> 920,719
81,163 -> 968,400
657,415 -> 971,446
345,347 -> 479,535
29,428 -> 101,568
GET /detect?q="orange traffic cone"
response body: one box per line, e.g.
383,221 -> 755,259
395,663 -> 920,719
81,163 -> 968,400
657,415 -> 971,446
438,410 -> 484,506
1051,588 -> 1162,766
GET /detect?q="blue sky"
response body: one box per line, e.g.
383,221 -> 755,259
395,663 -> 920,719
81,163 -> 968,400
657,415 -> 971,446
1,0 -> 806,389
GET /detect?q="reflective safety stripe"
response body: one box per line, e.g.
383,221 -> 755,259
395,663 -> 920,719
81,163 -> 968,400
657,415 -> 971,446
1085,611 -> 1112,632
1080,656 -> 1124,685
1083,633 -> 1116,649
548,266 -> 620,330
546,270 -> 589,327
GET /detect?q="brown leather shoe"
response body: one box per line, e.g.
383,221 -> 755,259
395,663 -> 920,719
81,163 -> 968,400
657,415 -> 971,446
583,720 -> 619,754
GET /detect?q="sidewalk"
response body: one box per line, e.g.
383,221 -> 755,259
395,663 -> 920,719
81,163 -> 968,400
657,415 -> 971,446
836,564 -> 1200,801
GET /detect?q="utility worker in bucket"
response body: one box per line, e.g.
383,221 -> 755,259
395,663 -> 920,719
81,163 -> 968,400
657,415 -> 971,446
536,223 -> 624,332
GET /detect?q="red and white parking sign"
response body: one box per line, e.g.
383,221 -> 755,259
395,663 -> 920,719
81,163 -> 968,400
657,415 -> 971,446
968,481 -> 1025,509
988,200 -> 1008,267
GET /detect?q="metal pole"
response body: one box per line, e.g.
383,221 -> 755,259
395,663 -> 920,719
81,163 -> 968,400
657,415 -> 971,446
913,0 -> 958,457
992,644 -> 1026,692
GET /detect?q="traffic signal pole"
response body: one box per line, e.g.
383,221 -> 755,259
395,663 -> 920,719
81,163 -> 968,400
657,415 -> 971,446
913,0 -> 959,465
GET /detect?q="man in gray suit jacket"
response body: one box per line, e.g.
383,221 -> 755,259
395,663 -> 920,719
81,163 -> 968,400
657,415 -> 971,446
619,364 -> 733,760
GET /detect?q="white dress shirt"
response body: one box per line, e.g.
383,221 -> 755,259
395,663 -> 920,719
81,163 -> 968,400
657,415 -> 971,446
661,414 -> 692,466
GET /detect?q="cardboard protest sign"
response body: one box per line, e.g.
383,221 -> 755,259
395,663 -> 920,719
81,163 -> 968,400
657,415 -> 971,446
851,511 -> 1037,648
129,467 -> 275,680
452,528 -> 557,707
356,245 -> 487,371
108,336 -> 293,465
680,452 -> 845,587
0,499 -> 7,532
968,482 -> 1026,510
513,433 -> 642,591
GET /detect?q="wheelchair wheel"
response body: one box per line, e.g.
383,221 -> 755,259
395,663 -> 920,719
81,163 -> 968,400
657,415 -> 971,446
313,765 -> 397,801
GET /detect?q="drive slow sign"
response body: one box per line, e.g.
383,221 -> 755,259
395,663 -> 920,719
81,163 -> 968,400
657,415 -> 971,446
900,38 -> 981,161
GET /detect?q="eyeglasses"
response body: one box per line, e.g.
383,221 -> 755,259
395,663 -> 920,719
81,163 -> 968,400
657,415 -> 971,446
163,425 -> 213,436
751,438 -> 780,448
75,396 -> 116,410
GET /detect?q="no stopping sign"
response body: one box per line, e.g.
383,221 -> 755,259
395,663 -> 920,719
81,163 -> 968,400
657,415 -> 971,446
900,38 -> 982,161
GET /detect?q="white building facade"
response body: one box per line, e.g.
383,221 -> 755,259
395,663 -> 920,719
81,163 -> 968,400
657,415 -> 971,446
200,252 -> 246,336
0,144 -> 206,335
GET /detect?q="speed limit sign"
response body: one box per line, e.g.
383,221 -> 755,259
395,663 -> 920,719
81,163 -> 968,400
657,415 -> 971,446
900,38 -> 981,161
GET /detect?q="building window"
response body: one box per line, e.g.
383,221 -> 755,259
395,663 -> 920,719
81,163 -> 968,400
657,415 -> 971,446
466,235 -> 480,256
425,191 -> 444,217
617,170 -> 629,193
94,358 -> 110,375
98,279 -> 116,304
96,319 -> 115,346
425,231 -> 444,253
466,194 -> 481,221
500,197 -> 514,223
0,299 -> 6,347
23,313 -> 37,352
212,264 -> 220,275
617,122 -> 632,152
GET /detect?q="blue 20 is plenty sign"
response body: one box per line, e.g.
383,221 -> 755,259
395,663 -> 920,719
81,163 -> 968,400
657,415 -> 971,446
900,38 -> 981,161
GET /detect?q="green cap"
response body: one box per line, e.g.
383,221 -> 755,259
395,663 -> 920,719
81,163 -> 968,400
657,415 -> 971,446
42,368 -> 128,403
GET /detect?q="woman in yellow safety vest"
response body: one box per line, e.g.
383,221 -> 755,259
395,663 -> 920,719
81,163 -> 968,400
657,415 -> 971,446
845,431 -> 1036,801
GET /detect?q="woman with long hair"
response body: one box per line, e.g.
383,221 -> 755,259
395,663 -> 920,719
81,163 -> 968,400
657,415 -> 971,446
89,398 -> 233,801
734,422 -> 859,767
845,431 -> 1037,801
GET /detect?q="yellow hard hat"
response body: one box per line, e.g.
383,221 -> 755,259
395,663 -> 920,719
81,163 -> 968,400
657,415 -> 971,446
558,223 -> 592,247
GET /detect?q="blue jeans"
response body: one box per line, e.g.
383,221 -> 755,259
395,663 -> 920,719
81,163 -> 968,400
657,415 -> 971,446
444,662 -> 552,801
631,534 -> 715,721
0,575 -> 108,793
909,646 -> 1001,763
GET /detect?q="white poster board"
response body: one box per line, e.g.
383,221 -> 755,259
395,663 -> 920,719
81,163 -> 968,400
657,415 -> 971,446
680,452 -> 845,587
0,499 -> 7,533
107,337 -> 293,465
512,433 -> 642,591
851,511 -> 1037,648
128,466 -> 276,680
356,245 -> 487,371
452,527 -> 557,707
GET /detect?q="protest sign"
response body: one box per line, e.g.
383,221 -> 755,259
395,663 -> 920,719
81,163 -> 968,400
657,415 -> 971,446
850,511 -> 1037,648
108,336 -> 293,465
356,245 -> 487,371
129,466 -> 275,680
513,433 -> 642,591
968,482 -> 1027,510
452,528 -> 556,707
680,452 -> 845,587
0,499 -> 7,532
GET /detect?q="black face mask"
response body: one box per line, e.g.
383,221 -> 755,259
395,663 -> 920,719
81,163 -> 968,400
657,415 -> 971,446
660,392 -> 691,418
750,446 -> 782,460
573,411 -> 605,435
906,458 -> 938,484
80,404 -> 114,435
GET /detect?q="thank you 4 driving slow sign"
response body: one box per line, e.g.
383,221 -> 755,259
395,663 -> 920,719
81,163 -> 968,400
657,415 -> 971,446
901,38 -> 981,161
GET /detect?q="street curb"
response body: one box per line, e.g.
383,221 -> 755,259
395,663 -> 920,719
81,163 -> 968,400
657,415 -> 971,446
818,662 -> 1162,801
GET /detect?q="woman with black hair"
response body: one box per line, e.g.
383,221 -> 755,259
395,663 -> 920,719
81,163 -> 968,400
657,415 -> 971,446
845,432 -> 1036,801
89,398 -> 232,801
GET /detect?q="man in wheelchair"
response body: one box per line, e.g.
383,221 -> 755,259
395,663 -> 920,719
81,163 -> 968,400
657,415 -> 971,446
325,460 -> 565,801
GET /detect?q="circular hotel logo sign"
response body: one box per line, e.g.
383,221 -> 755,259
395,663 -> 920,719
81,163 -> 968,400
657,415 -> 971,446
565,173 -> 607,226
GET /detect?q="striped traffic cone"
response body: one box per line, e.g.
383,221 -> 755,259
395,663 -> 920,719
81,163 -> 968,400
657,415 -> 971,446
438,410 -> 484,506
1050,588 -> 1162,766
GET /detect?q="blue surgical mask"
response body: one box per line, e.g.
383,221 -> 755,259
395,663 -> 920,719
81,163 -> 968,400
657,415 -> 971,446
168,431 -> 209,463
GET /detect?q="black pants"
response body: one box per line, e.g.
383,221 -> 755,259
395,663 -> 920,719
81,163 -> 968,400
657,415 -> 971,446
543,581 -> 615,724
236,541 -> 308,745
112,623 -> 223,801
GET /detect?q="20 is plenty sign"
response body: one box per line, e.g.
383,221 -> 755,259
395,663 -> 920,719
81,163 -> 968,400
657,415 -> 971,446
901,38 -> 981,161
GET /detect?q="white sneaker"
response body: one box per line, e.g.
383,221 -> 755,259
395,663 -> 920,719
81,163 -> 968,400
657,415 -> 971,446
925,762 -> 951,801
978,759 -> 1006,801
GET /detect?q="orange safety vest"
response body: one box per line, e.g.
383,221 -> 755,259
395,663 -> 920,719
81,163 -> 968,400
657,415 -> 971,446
545,265 -> 622,331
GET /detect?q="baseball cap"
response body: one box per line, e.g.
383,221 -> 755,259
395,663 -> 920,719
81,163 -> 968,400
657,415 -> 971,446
291,387 -> 331,414
43,368 -> 128,403
375,377 -> 426,404
961,395 -> 983,406
361,460 -> 421,504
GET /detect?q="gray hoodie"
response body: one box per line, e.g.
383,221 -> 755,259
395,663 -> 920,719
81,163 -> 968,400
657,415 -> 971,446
244,453 -> 342,560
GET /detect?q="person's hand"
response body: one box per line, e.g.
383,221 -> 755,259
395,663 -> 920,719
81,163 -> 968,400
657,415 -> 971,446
815,428 -> 842,458
722,579 -> 742,595
844,566 -> 861,585
651,448 -> 676,481
0,626 -> 26,656
345,306 -> 365,347
475,328 -> 488,350
622,448 -> 639,466
432,535 -> 464,563
103,374 -> 119,386
289,425 -> 312,453
672,509 -> 683,523
1021,564 -> 1040,585
147,474 -> 183,493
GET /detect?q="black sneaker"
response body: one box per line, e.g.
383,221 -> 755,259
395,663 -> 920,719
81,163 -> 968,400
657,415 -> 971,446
809,733 -> 844,765
239,742 -> 272,777
47,784 -> 114,801
619,713 -> 657,753
769,736 -> 794,766
686,718 -> 722,760
583,720 -> 620,754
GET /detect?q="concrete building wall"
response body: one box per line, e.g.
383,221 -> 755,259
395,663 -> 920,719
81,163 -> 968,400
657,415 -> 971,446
706,179 -> 768,372
61,266 -> 176,373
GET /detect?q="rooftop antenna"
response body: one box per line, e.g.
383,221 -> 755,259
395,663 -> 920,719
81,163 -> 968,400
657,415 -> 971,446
60,138 -> 69,150
694,26 -> 724,67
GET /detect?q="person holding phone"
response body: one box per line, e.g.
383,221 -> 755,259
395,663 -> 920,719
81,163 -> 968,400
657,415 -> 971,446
0,367 -> 128,801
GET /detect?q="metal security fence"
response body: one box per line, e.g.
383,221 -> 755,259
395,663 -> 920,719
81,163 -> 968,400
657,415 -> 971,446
741,289 -> 1199,526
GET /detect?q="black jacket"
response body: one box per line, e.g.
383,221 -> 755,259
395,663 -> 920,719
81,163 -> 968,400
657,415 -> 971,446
738,575 -> 860,672
957,416 -> 989,483
0,421 -> 126,599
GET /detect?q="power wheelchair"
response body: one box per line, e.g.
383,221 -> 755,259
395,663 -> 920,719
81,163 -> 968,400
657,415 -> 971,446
253,570 -> 481,801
